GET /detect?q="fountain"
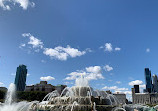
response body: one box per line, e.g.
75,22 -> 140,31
2,77 -> 154,111
0,83 -> 38,111
38,76 -> 121,111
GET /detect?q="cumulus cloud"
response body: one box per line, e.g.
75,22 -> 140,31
86,66 -> 101,74
128,80 -> 143,86
100,43 -> 121,52
22,33 -> 44,49
140,84 -> 146,88
19,43 -> 26,49
104,43 -> 113,52
103,65 -> 113,72
65,66 -> 104,81
40,76 -> 55,81
43,46 -> 86,61
115,47 -> 121,51
0,82 -> 4,86
20,33 -> 90,61
0,0 -> 35,10
146,48 -> 150,53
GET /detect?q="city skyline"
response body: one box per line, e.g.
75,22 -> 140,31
1,0 -> 158,100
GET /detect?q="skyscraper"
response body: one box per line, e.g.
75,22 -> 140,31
134,85 -> 140,93
153,74 -> 158,93
144,68 -> 153,93
14,65 -> 27,91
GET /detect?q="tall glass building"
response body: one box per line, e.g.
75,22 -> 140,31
144,68 -> 153,93
14,65 -> 27,91
153,74 -> 158,93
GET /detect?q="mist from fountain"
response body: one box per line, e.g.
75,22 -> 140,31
75,75 -> 89,87
4,83 -> 16,105
0,83 -> 38,111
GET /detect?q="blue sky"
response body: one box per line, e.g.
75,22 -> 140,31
0,0 -> 158,99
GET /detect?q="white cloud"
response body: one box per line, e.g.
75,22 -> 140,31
22,33 -> 31,37
0,82 -> 4,86
22,33 -> 44,49
21,33 -> 90,61
43,46 -> 87,61
99,46 -> 104,49
0,0 -> 35,10
85,48 -> 93,52
114,90 -> 132,95
19,43 -> 26,49
100,43 -> 121,52
28,36 -> 43,48
140,84 -> 146,88
0,0 -> 11,10
102,86 -> 128,91
86,66 -> 101,74
21,43 -> 26,47
116,81 -> 121,84
64,81 -> 73,85
117,88 -> 128,91
40,76 -> 55,81
129,80 -> 143,86
65,66 -> 104,81
64,71 -> 85,80
103,65 -> 113,72
63,46 -> 86,57
43,48 -> 68,61
104,43 -> 113,52
14,0 -> 35,10
115,47 -> 121,51
102,86 -> 118,90
146,48 -> 150,53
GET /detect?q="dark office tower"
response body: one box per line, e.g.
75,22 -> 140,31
134,85 -> 140,93
153,74 -> 158,93
144,68 -> 153,93
14,65 -> 27,91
